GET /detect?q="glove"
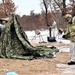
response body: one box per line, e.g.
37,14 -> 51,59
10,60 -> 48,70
47,24 -> 50,26
62,35 -> 66,38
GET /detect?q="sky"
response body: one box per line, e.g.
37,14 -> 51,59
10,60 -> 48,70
12,0 -> 41,16
0,0 -> 69,16
12,0 -> 69,16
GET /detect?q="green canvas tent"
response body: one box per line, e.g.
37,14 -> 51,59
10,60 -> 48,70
0,14 -> 59,60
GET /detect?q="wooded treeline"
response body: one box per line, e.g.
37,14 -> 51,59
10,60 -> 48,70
17,12 -> 67,31
17,0 -> 75,31
0,0 -> 75,31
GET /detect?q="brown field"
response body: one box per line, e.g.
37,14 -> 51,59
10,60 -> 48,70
0,42 -> 71,75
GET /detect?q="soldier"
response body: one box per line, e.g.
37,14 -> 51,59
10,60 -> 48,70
0,18 -> 8,36
64,14 -> 75,65
50,19 -> 58,38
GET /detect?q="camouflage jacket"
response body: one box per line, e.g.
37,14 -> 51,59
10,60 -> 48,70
64,24 -> 75,42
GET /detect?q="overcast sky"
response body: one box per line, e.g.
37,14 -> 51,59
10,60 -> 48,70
12,0 -> 41,16
0,0 -> 70,16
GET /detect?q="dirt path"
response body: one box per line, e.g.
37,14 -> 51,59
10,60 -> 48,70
0,42 -> 73,75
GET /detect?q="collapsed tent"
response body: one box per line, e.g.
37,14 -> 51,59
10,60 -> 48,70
0,14 -> 59,60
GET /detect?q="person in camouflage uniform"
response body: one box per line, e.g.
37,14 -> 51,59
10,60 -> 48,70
0,20 -> 7,36
63,14 -> 75,65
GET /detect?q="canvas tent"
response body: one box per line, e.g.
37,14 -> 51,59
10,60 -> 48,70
0,14 -> 59,60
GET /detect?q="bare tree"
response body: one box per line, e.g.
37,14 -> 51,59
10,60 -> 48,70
0,0 -> 16,18
41,0 -> 75,16
42,0 -> 49,26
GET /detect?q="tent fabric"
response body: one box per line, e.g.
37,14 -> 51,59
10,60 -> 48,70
0,14 -> 59,60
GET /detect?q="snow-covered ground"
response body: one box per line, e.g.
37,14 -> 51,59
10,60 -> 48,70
25,29 -> 70,53
25,30 -> 49,43
25,29 -> 70,44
